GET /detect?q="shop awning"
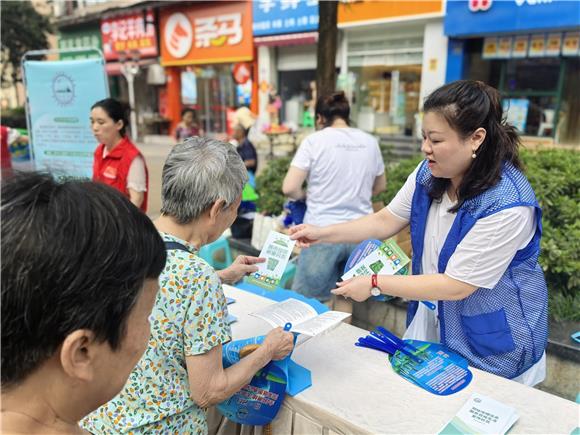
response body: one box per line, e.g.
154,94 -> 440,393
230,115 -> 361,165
254,32 -> 318,47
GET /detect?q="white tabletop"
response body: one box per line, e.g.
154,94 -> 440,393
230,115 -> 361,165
223,285 -> 579,434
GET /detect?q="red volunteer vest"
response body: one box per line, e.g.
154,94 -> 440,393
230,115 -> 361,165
92,137 -> 148,212
1,126 -> 14,178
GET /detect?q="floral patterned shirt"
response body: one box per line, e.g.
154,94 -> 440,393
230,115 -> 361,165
81,232 -> 232,434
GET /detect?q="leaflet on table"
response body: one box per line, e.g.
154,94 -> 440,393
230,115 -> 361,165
250,298 -> 350,337
246,231 -> 296,290
341,238 -> 410,281
438,393 -> 519,434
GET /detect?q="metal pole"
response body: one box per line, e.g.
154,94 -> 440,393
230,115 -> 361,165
122,63 -> 139,142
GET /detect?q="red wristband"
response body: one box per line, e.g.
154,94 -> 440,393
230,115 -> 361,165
371,274 -> 378,288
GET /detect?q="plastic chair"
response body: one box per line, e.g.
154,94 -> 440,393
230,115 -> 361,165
199,236 -> 233,270
278,258 -> 297,290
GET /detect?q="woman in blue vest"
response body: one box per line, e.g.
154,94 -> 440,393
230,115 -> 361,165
289,80 -> 548,385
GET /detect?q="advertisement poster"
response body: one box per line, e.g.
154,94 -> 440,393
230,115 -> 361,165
502,99 -> 529,133
545,33 -> 562,56
528,34 -> 546,57
482,37 -> 498,59
511,35 -> 529,59
562,31 -> 580,56
24,59 -> 109,179
497,36 -> 512,59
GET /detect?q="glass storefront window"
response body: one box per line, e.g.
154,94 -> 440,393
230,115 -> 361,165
348,64 -> 421,136
504,58 -> 561,93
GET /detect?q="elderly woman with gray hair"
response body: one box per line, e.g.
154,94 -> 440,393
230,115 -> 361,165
83,137 -> 294,433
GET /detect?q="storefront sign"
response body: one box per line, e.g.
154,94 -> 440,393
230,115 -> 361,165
528,34 -> 546,57
511,35 -> 529,58
233,62 -> 251,84
101,10 -> 158,61
338,1 -> 442,27
562,31 -> 580,56
58,28 -> 102,60
545,33 -> 562,56
23,59 -> 109,179
445,0 -> 580,36
253,0 -> 319,36
160,2 -> 253,66
482,37 -> 498,59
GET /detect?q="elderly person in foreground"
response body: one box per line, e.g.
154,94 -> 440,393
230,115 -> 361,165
83,137 -> 294,433
1,172 -> 166,434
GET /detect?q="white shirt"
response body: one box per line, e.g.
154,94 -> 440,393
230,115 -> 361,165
388,162 -> 545,386
291,127 -> 384,227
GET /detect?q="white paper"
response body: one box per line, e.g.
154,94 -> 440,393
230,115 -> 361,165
291,311 -> 351,336
250,298 -> 351,337
439,393 -> 519,435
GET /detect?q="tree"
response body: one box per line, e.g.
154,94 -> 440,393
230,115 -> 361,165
316,0 -> 339,99
0,1 -> 53,87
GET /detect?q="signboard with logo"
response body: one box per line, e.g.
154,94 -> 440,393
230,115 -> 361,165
22,58 -> 109,179
58,28 -> 102,60
101,9 -> 158,61
160,2 -> 253,66
253,0 -> 319,36
445,0 -> 580,37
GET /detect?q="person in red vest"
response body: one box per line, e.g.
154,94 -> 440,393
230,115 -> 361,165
91,98 -> 148,212
1,125 -> 14,179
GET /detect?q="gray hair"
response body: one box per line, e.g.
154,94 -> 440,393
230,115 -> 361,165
160,137 -> 248,224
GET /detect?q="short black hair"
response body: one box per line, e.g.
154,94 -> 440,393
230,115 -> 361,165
1,172 -> 166,389
91,98 -> 129,136
181,107 -> 195,118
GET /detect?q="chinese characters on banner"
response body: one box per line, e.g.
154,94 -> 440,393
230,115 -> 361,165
101,10 -> 158,61
253,0 -> 319,36
160,2 -> 253,65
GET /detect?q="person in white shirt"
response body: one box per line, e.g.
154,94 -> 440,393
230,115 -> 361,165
288,81 -> 548,385
283,91 -> 386,307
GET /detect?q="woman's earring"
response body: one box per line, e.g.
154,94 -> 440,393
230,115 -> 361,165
471,150 -> 477,159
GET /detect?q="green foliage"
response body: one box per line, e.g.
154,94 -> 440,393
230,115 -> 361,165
255,157 -> 292,216
373,155 -> 424,204
521,149 -> 580,300
0,1 -> 53,84
549,291 -> 580,322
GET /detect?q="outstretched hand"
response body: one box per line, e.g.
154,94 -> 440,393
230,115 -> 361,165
218,255 -> 265,285
331,276 -> 373,302
288,224 -> 323,248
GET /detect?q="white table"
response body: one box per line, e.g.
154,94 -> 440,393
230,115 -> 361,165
208,285 -> 579,435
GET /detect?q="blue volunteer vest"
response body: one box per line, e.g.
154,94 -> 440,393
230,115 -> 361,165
408,160 -> 548,379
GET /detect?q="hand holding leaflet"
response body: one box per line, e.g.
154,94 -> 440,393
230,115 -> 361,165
247,231 -> 296,290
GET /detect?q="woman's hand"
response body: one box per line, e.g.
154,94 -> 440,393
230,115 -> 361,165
331,276 -> 373,302
288,224 -> 323,248
263,327 -> 295,360
218,256 -> 265,285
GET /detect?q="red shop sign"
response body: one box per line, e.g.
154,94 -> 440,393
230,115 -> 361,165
232,62 -> 251,85
101,9 -> 158,61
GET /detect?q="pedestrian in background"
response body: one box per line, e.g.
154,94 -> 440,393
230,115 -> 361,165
91,98 -> 148,211
1,172 -> 166,434
174,107 -> 203,142
282,91 -> 386,311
